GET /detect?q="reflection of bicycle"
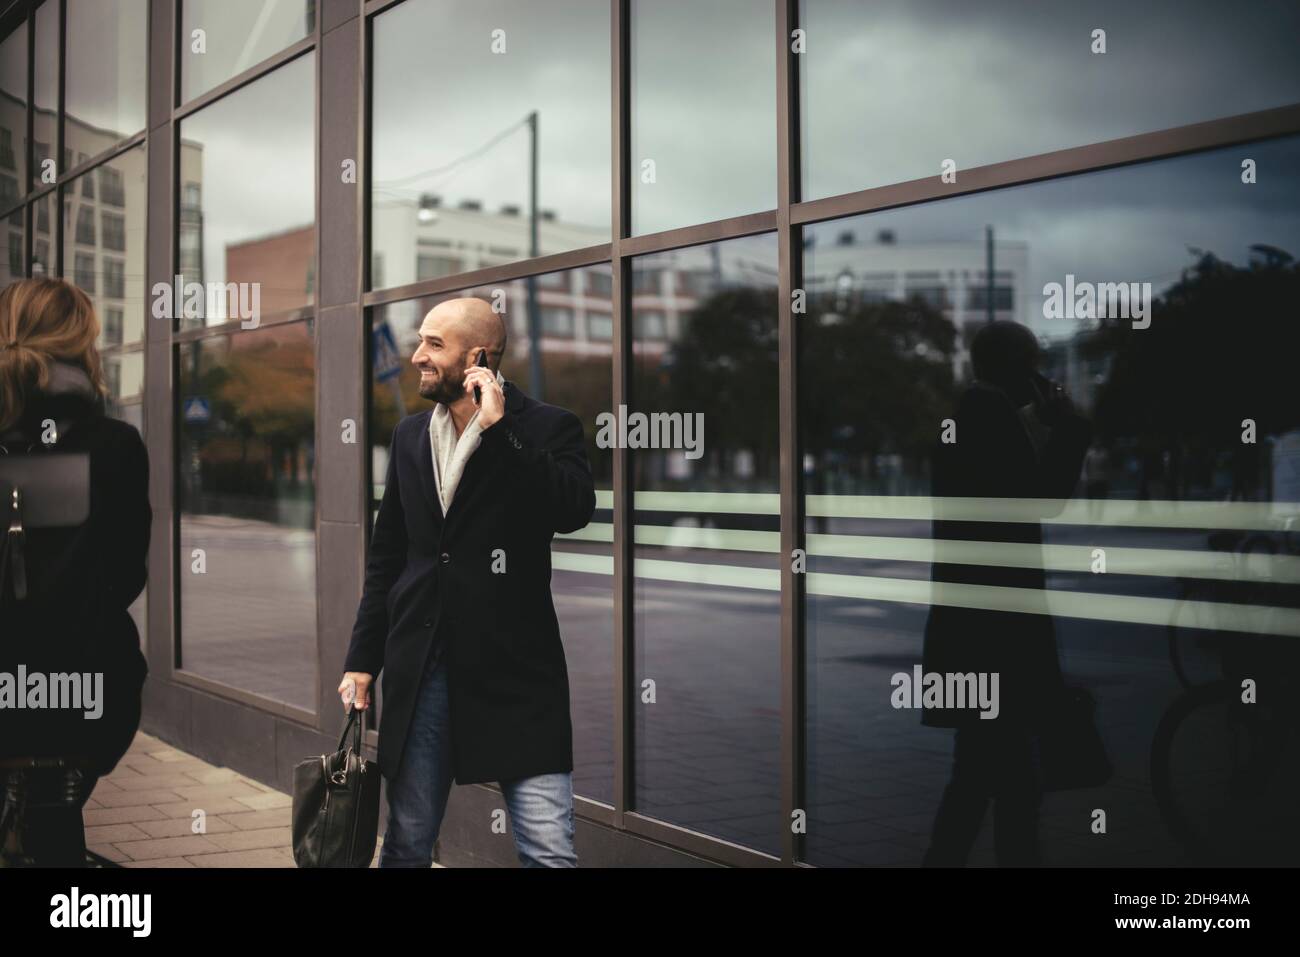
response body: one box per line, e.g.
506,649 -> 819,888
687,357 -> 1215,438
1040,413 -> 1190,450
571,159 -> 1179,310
1152,524 -> 1300,865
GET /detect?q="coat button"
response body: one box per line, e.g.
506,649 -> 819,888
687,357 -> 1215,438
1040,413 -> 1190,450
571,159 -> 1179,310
440,552 -> 450,564
423,618 -> 433,628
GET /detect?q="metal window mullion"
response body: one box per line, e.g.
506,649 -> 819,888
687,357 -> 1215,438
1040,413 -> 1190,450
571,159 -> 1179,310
610,0 -> 632,829
51,0 -> 62,276
21,0 -> 33,275
775,0 -> 803,868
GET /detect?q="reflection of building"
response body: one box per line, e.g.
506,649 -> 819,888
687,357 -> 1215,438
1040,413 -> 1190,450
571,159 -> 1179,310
0,88 -> 22,284
370,196 -> 605,290
371,197 -> 777,361
805,226 -> 1029,379
226,223 -> 314,317
178,137 -> 204,285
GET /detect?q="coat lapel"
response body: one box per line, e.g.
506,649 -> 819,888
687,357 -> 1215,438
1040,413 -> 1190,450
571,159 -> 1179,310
439,380 -> 525,538
414,410 -> 445,524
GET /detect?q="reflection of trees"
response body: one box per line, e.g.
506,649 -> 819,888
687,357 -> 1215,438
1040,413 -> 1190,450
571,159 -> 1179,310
191,334 -> 315,509
1087,249 -> 1299,500
802,295 -> 959,496
636,286 -> 780,490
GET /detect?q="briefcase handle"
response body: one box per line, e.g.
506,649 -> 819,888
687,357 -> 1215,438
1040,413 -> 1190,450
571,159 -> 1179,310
330,705 -> 366,785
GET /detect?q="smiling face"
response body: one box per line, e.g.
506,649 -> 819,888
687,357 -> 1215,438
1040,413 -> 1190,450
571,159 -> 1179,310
412,303 -> 472,404
411,297 -> 507,405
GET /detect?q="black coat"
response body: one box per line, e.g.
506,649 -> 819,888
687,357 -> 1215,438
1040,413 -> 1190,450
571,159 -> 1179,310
920,382 -> 1091,730
0,388 -> 150,776
345,380 -> 596,785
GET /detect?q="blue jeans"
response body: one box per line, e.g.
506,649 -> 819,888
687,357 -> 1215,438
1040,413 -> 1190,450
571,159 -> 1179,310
378,649 -> 577,868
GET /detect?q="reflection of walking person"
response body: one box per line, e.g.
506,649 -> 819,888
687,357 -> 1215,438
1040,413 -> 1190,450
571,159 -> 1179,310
920,321 -> 1091,867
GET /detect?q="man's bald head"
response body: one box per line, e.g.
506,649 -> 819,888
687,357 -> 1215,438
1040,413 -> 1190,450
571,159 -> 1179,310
421,297 -> 507,370
412,296 -> 508,405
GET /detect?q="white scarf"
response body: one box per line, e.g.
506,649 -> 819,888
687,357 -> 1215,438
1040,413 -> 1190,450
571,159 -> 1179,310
428,369 -> 506,515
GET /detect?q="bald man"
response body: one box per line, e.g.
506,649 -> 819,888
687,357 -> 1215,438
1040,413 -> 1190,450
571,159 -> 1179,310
341,297 -> 595,867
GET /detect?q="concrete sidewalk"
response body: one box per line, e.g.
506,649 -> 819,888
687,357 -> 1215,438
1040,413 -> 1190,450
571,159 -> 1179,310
82,731 -> 426,867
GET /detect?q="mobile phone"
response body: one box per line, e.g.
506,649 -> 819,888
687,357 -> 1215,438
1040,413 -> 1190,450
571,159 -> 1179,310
473,348 -> 487,404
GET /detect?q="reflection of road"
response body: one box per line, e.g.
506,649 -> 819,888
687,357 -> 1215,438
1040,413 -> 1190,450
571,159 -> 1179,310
178,516 -> 317,709
590,522 -> 1257,865
553,568 -> 614,808
806,596 -> 1189,866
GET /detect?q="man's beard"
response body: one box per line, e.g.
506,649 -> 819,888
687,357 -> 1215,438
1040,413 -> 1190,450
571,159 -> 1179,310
418,368 -> 463,404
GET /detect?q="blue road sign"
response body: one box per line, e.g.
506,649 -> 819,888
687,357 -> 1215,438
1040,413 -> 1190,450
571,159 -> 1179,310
183,397 -> 210,424
373,322 -> 403,383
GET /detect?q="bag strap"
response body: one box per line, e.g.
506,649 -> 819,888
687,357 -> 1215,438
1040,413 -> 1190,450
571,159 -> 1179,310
335,705 -> 366,757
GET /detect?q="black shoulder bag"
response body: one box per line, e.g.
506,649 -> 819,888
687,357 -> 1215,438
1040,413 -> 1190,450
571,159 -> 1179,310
291,705 -> 381,867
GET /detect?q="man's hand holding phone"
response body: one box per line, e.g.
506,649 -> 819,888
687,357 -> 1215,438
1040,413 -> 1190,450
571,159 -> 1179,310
338,672 -> 373,710
464,351 -> 504,430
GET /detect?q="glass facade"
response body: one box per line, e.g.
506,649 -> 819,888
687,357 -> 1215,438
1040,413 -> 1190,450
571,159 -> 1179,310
180,0 -> 315,103
177,322 -> 318,709
630,234 -> 782,853
369,0 -> 611,288
176,52 -> 315,329
2,0 -> 1297,868
630,0 -> 776,234
65,0 -> 147,167
801,135 -> 1300,866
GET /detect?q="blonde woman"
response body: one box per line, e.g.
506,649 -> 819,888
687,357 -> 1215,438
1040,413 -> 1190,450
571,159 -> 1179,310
0,278 -> 150,867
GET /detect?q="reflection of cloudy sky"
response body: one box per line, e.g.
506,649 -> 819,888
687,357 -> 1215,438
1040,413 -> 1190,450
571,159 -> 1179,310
630,0 -> 776,234
0,27 -> 23,99
371,0 -> 611,231
64,0 -> 147,138
181,0 -> 311,101
801,0 -> 1300,199
807,135 -> 1300,340
181,53 -> 314,287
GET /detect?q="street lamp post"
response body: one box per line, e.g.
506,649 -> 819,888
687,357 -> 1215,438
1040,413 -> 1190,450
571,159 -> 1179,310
526,110 -> 543,399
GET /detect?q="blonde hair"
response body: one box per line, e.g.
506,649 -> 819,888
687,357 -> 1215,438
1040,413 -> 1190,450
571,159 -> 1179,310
0,278 -> 108,433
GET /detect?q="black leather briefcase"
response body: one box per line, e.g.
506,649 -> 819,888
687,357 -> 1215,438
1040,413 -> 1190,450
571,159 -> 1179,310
291,706 -> 380,868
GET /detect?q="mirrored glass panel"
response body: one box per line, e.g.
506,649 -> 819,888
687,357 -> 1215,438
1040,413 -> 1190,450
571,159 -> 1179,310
30,190 -> 54,276
65,0 -> 147,166
180,0 -> 316,103
630,0 -> 775,235
32,0 -> 56,190
103,354 -> 147,649
801,135 -> 1300,866
61,146 -> 146,347
1,207 -> 20,286
177,53 -> 315,330
369,263 -> 615,805
369,0 -> 610,291
178,321 -> 317,709
800,0 -> 1300,201
631,234 -> 781,854
0,19 -> 26,205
